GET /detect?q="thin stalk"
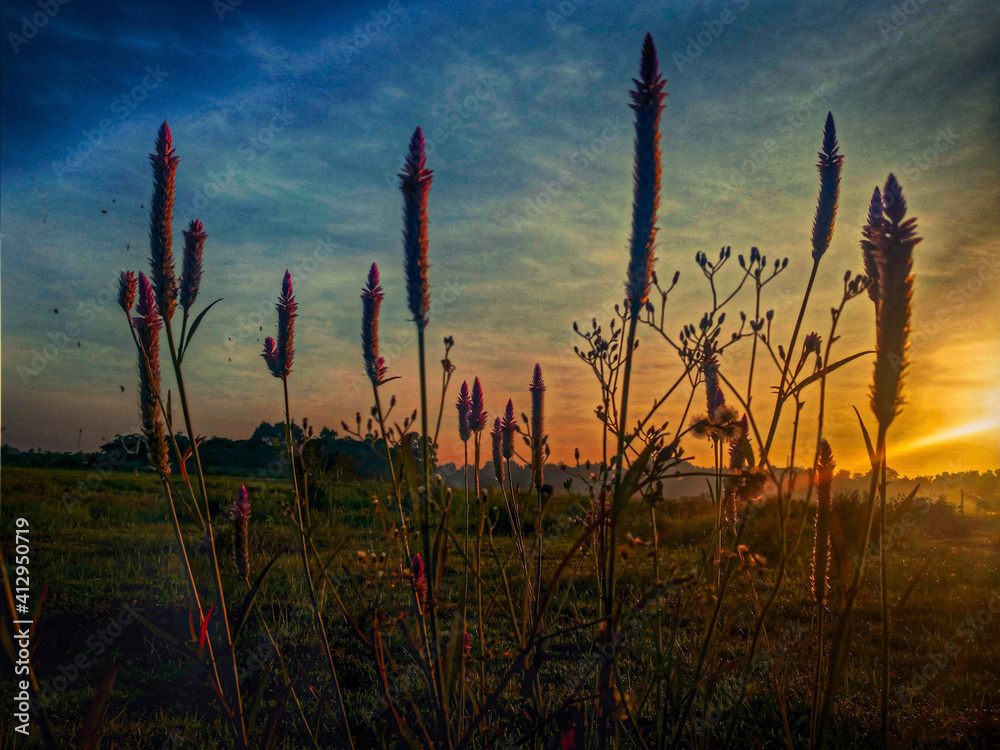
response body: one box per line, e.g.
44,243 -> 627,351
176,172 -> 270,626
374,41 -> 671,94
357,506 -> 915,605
601,307 -> 640,746
475,434 -> 486,700
416,326 -> 450,742
816,425 -> 887,747
159,475 -> 228,711
879,451 -> 889,748
282,377 -> 355,750
250,597 -> 321,750
163,322 -> 247,748
810,604 -> 825,746
372,388 -> 411,562
461,440 -> 470,725
760,260 -> 820,464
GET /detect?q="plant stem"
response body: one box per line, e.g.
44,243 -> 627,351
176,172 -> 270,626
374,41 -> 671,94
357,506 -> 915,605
601,306 -> 640,746
879,450 -> 889,748
416,325 -> 450,742
163,322 -> 248,748
282,377 -> 355,750
761,260 -> 820,464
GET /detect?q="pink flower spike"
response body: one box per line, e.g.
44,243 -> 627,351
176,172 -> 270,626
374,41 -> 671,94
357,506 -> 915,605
470,377 -> 488,433
456,381 -> 472,443
501,399 -> 517,460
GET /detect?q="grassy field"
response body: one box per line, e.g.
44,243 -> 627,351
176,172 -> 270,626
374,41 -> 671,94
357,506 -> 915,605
1,466 -> 998,748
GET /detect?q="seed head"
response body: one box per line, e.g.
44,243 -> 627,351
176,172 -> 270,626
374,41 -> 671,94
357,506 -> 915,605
529,364 -> 546,489
501,399 -> 517,460
812,440 -> 835,608
491,417 -> 504,485
870,174 -> 918,427
263,271 -> 296,379
470,378 -> 488,433
149,122 -> 179,321
860,186 -> 885,304
118,271 -> 137,313
229,485 -> 251,582
179,219 -> 206,313
456,381 -> 472,443
625,33 -> 667,313
399,127 -> 432,330
361,263 -> 387,386
811,112 -> 843,261
133,273 -> 169,475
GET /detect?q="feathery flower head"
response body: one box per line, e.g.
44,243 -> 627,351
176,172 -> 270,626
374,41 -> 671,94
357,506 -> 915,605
118,271 -> 137,313
361,262 -> 388,386
870,174 -> 918,427
529,364 -> 546,489
179,220 -> 206,313
149,121 -> 179,321
456,381 -> 472,443
811,112 -> 843,261
229,484 -> 251,521
625,33 -> 667,312
491,417 -> 504,485
261,337 -> 280,378
230,485 -> 251,582
464,630 -> 472,656
702,348 -> 721,414
501,399 -> 517,460
812,440 -> 835,608
470,377 -> 488,433
727,414 -> 750,470
133,273 -> 169,475
861,187 -> 885,304
262,271 -> 296,379
399,127 -> 432,330
411,553 -> 427,607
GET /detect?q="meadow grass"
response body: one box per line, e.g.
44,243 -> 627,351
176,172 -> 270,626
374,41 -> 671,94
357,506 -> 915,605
2,467 -> 998,748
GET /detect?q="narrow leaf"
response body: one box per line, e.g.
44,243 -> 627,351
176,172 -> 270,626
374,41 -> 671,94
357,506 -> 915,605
853,406 -> 877,470
231,546 -> 290,643
790,351 -> 875,396
199,604 -> 215,650
179,297 -> 223,359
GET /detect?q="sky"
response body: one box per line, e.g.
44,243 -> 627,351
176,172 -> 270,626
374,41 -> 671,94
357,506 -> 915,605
1,0 -> 998,477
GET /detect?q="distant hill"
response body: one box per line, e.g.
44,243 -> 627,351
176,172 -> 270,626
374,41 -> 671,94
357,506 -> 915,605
2,428 -> 996,506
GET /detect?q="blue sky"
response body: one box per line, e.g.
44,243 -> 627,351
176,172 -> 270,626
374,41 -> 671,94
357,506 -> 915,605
2,0 -> 998,474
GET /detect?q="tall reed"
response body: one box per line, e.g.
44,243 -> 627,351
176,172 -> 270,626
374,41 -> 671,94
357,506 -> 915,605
601,33 -> 665,743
